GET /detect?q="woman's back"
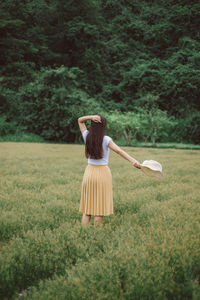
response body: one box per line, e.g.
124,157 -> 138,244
82,130 -> 112,165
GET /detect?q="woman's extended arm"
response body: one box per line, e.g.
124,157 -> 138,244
78,115 -> 101,133
108,140 -> 141,169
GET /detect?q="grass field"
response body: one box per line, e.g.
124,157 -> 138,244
0,142 -> 200,300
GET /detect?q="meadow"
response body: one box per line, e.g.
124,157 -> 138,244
0,142 -> 200,300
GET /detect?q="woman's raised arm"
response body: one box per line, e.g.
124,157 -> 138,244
78,115 -> 101,134
108,140 -> 141,169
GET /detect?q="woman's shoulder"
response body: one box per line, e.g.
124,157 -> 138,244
83,129 -> 89,136
104,135 -> 112,140
103,135 -> 112,146
82,130 -> 89,143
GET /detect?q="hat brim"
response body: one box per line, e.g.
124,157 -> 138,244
141,166 -> 163,179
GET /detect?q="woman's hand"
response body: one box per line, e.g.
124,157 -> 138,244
92,115 -> 101,123
78,115 -> 101,133
133,160 -> 141,169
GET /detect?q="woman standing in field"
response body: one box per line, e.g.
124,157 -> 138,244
78,114 -> 141,225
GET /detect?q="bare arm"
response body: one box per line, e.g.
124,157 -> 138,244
78,115 -> 101,134
108,140 -> 141,169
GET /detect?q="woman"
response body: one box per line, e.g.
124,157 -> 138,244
78,114 -> 141,225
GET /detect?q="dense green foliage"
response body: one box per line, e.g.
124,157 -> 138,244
0,0 -> 200,143
0,143 -> 200,299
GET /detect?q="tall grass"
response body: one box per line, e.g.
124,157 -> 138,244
0,143 -> 199,299
0,133 -> 45,143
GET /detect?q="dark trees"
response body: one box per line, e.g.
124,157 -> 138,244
0,0 -> 199,143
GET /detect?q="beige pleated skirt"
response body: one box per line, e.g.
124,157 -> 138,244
79,164 -> 113,216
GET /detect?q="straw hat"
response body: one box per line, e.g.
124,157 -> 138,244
141,160 -> 163,179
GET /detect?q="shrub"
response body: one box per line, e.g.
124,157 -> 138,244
105,107 -> 178,145
175,111 -> 200,144
0,114 -> 17,135
137,106 -> 178,144
17,66 -> 102,142
105,111 -> 140,145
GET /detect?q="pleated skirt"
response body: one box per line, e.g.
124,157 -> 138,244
79,164 -> 113,216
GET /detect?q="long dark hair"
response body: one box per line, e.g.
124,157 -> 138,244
85,115 -> 107,159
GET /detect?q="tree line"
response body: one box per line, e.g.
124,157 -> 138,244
0,0 -> 200,144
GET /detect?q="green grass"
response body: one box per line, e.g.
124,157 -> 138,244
0,143 -> 200,299
1,133 -> 200,150
115,140 -> 200,150
133,142 -> 200,150
0,133 -> 45,143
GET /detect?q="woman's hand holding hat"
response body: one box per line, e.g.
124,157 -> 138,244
133,160 -> 141,169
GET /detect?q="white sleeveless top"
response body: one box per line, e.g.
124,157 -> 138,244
82,130 -> 112,165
